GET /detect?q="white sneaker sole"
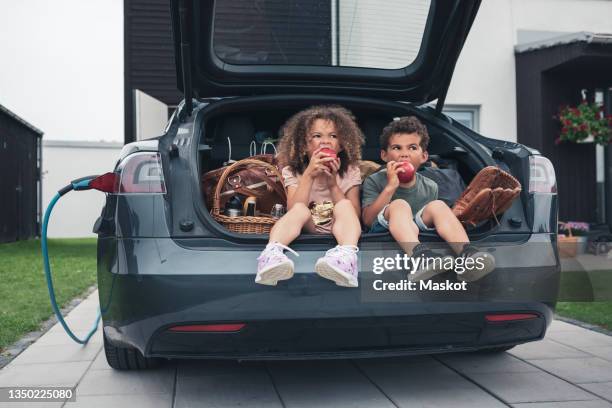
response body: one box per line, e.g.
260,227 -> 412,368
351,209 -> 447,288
255,261 -> 294,286
315,259 -> 358,288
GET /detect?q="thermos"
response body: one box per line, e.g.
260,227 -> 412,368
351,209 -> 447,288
243,196 -> 257,216
224,196 -> 243,217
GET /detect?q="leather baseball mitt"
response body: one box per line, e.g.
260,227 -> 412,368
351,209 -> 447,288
452,166 -> 521,226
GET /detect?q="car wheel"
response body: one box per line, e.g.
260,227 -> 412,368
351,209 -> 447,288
478,345 -> 515,353
103,334 -> 161,370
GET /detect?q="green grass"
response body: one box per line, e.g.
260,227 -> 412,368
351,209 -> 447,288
0,238 -> 97,351
555,302 -> 612,331
556,269 -> 612,331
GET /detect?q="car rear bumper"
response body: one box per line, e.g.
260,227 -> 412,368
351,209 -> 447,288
98,236 -> 559,358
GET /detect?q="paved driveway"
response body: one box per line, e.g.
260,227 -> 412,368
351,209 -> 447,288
1,291 -> 612,408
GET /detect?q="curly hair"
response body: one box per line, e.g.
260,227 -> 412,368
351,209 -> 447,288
276,105 -> 364,176
380,116 -> 429,151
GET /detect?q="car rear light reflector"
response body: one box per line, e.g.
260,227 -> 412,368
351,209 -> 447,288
115,152 -> 166,194
485,313 -> 538,323
168,323 -> 246,332
529,155 -> 557,193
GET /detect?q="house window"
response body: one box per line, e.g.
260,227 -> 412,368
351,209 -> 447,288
443,105 -> 480,132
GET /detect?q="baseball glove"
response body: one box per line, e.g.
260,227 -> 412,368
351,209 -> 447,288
452,166 -> 521,226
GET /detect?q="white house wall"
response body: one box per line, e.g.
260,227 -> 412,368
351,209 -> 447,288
42,141 -> 122,238
448,0 -> 612,142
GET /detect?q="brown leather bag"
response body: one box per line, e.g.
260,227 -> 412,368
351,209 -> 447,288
201,154 -> 287,214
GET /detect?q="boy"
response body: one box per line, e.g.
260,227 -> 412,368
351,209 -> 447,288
361,116 -> 495,282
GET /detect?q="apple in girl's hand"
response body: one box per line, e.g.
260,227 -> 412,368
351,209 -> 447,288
320,148 -> 337,169
397,161 -> 415,183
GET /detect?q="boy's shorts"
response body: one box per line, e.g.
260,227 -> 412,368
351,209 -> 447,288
369,204 -> 434,233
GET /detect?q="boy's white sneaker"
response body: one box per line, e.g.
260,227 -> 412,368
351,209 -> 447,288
255,242 -> 298,286
315,245 -> 359,287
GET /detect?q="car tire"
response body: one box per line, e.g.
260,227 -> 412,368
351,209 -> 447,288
103,334 -> 161,370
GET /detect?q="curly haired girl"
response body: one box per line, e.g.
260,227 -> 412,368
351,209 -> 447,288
256,105 -> 364,287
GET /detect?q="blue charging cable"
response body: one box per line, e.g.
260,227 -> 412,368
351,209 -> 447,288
41,176 -> 102,344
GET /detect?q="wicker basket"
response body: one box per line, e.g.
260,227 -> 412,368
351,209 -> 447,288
211,158 -> 286,234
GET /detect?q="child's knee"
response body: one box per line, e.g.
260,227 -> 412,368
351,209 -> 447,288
425,200 -> 450,214
289,202 -> 312,221
387,199 -> 412,218
333,199 -> 353,213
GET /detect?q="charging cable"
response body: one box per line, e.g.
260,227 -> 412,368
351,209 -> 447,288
41,176 -> 102,344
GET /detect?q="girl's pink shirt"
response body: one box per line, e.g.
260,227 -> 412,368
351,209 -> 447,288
281,164 -> 362,204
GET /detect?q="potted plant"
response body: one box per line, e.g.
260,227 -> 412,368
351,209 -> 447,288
555,101 -> 612,145
558,221 -> 590,257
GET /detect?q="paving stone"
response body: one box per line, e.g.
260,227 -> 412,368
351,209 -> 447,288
64,393 -> 173,408
0,401 -> 64,408
89,349 -> 112,371
467,371 -> 597,404
548,320 -> 588,333
438,351 -> 540,374
177,359 -> 266,379
528,357 -> 612,384
0,361 -> 90,387
356,357 -> 506,407
175,372 -> 282,408
76,367 -> 175,396
582,346 -> 612,362
509,339 -> 589,360
547,330 -> 612,349
9,343 -> 101,365
512,400 -> 612,407
34,326 -> 102,347
581,382 -> 612,401
268,360 -> 396,408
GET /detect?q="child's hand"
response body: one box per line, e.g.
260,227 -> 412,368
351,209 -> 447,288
304,148 -> 337,180
385,161 -> 405,191
323,156 -> 340,188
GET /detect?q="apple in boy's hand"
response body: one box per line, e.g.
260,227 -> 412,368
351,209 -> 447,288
397,161 -> 415,183
320,148 -> 337,169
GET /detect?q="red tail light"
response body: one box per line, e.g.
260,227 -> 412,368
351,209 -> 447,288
115,152 -> 166,194
485,313 -> 538,323
168,323 -> 246,332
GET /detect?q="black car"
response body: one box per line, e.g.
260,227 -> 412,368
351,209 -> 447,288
97,0 -> 560,369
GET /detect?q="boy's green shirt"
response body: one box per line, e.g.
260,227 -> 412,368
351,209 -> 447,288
361,170 -> 438,214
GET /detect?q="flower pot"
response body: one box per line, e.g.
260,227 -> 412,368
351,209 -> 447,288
577,135 -> 594,144
575,236 -> 588,254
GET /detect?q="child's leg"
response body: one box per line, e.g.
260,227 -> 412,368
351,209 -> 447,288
331,199 -> 360,245
386,199 -> 420,255
268,203 -> 313,245
315,199 -> 361,287
257,203 -> 312,286
419,200 -> 468,254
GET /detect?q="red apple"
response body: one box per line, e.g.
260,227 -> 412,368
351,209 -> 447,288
397,161 -> 415,184
319,148 -> 337,169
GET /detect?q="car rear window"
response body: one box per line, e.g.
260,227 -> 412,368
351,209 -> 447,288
212,0 -> 432,69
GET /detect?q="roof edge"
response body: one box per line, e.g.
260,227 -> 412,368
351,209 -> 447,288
0,103 -> 44,136
515,31 -> 612,54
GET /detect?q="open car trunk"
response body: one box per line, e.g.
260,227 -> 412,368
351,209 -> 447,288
194,95 -> 508,240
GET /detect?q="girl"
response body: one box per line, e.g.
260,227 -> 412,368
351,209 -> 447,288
256,105 -> 364,287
